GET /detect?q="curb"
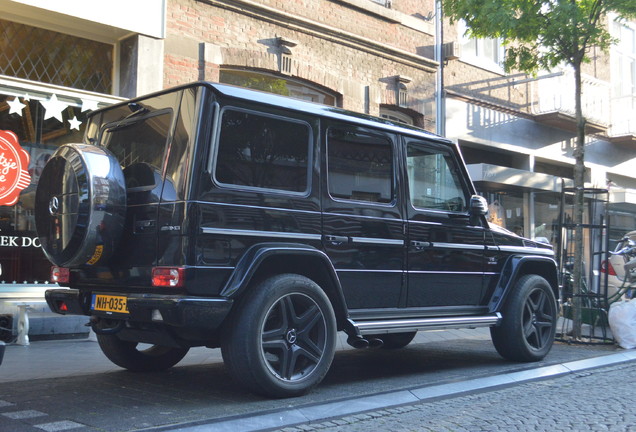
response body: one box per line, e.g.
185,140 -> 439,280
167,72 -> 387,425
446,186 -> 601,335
153,349 -> 636,432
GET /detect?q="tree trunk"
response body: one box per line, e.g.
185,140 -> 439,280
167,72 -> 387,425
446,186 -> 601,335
572,64 -> 586,339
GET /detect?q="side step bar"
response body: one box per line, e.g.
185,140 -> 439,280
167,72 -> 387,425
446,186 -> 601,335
351,313 -> 502,336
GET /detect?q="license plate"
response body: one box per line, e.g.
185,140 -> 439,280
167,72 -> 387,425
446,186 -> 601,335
91,294 -> 128,315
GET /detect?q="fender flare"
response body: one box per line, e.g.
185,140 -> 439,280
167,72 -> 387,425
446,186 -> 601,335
220,242 -> 349,323
488,255 -> 559,313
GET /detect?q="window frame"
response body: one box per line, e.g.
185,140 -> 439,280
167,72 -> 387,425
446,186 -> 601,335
457,20 -> 505,74
211,106 -> 313,196
405,139 -> 471,215
326,126 -> 397,207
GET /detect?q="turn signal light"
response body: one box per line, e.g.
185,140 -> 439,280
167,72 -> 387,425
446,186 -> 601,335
152,267 -> 186,288
51,266 -> 70,284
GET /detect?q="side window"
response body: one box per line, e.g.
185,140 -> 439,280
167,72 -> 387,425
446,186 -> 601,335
407,142 -> 468,212
215,109 -> 310,193
327,128 -> 393,204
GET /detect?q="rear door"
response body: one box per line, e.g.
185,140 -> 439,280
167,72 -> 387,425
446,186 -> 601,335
404,138 -> 487,311
321,124 -> 405,310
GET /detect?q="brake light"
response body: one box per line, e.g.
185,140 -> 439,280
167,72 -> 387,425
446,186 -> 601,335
152,267 -> 186,287
51,266 -> 70,284
601,260 -> 617,276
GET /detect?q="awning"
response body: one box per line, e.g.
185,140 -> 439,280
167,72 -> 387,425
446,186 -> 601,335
610,189 -> 636,213
467,163 -> 567,193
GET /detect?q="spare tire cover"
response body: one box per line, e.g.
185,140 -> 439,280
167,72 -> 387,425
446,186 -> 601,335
35,143 -> 126,267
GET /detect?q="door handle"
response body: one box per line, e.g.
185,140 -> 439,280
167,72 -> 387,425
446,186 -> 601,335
324,235 -> 349,245
410,240 -> 432,250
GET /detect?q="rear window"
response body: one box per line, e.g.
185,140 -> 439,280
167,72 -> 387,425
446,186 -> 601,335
101,110 -> 172,189
214,108 -> 311,193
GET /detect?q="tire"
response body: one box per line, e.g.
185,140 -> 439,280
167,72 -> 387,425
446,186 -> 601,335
367,332 -> 417,349
35,143 -> 126,267
96,333 -> 189,372
221,274 -> 337,398
491,275 -> 557,362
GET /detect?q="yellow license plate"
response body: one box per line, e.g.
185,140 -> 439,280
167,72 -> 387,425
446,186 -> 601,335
91,294 -> 128,314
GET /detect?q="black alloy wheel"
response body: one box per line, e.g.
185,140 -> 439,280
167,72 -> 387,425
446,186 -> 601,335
221,274 -> 337,398
491,274 -> 557,362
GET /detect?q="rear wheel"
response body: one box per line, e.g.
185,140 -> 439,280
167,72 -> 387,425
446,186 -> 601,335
96,333 -> 189,372
491,275 -> 557,362
221,274 -> 337,398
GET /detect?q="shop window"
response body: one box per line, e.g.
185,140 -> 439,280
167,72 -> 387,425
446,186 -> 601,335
0,84 -> 118,284
0,19 -> 113,94
220,70 -> 337,106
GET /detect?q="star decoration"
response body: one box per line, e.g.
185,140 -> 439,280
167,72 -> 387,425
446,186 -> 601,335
81,98 -> 99,112
68,116 -> 82,131
7,97 -> 26,116
41,94 -> 68,122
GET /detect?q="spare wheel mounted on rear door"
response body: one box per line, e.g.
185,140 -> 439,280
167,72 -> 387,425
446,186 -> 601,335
35,143 -> 126,267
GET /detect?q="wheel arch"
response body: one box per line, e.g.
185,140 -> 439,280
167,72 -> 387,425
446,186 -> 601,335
488,255 -> 559,313
220,243 -> 349,329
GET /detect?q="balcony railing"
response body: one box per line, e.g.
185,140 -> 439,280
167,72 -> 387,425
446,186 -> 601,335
531,69 -> 610,132
609,94 -> 636,139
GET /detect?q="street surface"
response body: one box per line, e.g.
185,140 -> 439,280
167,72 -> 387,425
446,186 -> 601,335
0,329 -> 632,431
277,362 -> 636,432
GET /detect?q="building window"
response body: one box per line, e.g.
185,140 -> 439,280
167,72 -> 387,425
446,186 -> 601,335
380,107 -> 415,125
457,21 -> 505,72
220,70 -> 337,106
0,19 -> 113,93
612,20 -> 636,97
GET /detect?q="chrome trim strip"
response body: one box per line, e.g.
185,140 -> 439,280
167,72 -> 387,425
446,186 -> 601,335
407,271 -> 487,275
337,269 -> 403,273
430,242 -> 485,250
355,313 -> 502,334
192,200 -> 320,216
497,245 -> 554,256
200,227 -> 322,241
351,237 -> 404,246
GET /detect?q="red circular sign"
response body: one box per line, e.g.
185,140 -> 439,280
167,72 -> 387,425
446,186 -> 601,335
0,130 -> 31,206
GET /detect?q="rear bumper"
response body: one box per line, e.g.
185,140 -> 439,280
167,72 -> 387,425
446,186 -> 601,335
45,288 -> 233,330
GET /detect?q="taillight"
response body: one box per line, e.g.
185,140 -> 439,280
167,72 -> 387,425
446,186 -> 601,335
51,266 -> 70,284
601,260 -> 617,276
152,267 -> 186,287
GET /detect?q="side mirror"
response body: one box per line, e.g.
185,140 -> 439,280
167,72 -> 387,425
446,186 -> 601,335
469,195 -> 488,226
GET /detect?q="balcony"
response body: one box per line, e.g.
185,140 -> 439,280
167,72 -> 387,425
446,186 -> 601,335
531,69 -> 610,134
609,95 -> 636,145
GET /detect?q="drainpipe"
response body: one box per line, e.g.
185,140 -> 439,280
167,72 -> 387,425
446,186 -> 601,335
435,0 -> 445,137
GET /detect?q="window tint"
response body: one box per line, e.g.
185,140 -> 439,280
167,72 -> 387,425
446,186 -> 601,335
407,143 -> 467,212
215,109 -> 310,193
327,129 -> 393,203
103,111 -> 172,189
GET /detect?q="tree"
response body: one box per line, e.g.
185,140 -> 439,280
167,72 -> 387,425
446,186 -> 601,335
442,0 -> 636,338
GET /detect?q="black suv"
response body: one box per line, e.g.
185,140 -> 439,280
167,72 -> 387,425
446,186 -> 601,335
36,82 -> 558,398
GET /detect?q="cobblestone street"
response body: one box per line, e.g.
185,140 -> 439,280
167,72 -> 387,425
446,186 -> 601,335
279,362 -> 636,432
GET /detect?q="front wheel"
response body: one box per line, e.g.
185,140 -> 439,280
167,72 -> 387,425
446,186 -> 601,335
491,274 -> 557,362
96,333 -> 189,372
221,274 -> 337,398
